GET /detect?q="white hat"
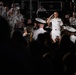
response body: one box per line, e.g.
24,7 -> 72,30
70,35 -> 76,43
35,18 -> 46,24
16,7 -> 20,10
63,26 -> 76,32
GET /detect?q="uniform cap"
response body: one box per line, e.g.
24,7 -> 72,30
35,18 -> 46,24
16,7 -> 20,10
63,26 -> 76,32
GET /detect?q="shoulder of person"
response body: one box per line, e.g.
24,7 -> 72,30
69,17 -> 73,19
58,18 -> 63,21
58,18 -> 61,19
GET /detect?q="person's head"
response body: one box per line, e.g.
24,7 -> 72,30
27,19 -> 32,24
5,6 -> 9,12
0,1 -> 4,6
72,12 -> 76,17
73,12 -> 76,15
54,11 -> 59,18
11,3 -> 15,8
65,14 -> 70,19
35,18 -> 46,28
38,23 -> 44,28
16,7 -> 20,14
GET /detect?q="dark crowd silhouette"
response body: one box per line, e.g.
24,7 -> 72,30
0,15 -> 76,75
0,1 -> 76,75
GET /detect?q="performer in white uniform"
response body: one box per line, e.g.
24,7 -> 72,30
33,18 -> 47,40
47,12 -> 63,43
63,26 -> 76,43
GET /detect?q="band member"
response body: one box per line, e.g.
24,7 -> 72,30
47,11 -> 63,43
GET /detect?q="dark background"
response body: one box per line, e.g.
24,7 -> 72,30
1,0 -> 76,19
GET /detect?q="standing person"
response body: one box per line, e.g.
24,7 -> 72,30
7,11 -> 15,32
69,12 -> 76,28
8,3 -> 18,16
14,7 -> 24,29
47,11 -> 63,43
32,18 -> 47,40
0,1 -> 5,16
63,26 -> 76,44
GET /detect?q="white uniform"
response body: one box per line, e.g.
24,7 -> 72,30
33,28 -> 46,40
70,35 -> 76,43
50,18 -> 63,41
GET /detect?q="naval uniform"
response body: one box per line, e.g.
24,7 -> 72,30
33,28 -> 46,40
50,18 -> 63,41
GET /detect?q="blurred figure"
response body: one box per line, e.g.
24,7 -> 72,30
27,19 -> 33,27
36,5 -> 47,19
3,6 -> 9,18
36,5 -> 46,15
0,1 -> 5,16
63,14 -> 70,26
47,11 -> 63,43
22,27 -> 30,45
69,12 -> 76,27
63,26 -> 76,43
7,11 -> 15,31
33,18 -> 47,40
14,7 -> 24,28
8,3 -> 20,16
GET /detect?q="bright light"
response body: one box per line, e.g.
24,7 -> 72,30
72,0 -> 74,2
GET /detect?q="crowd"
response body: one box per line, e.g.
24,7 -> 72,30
0,1 -> 76,75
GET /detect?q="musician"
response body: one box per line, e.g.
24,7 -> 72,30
47,11 -> 63,43
69,12 -> 76,27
